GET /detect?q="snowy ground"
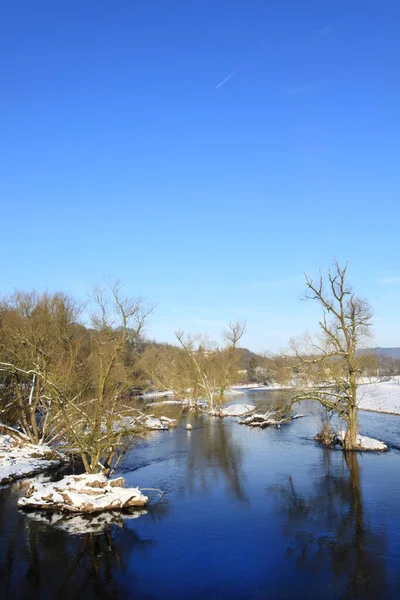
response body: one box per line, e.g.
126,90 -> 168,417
357,377 -> 400,415
233,378 -> 400,416
0,434 -> 65,486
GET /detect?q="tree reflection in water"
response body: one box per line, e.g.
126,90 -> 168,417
270,450 -> 387,599
51,525 -> 150,599
181,417 -> 247,502
0,485 -> 168,600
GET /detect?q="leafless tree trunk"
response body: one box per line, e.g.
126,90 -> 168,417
291,261 -> 373,449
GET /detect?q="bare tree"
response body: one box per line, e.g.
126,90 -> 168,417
291,261 -> 373,449
140,342 -> 203,405
263,352 -> 296,387
0,291 -> 83,443
55,282 -> 152,474
141,322 -> 245,412
175,321 -> 246,412
218,321 -> 247,404
0,284 -> 153,475
174,332 -> 218,409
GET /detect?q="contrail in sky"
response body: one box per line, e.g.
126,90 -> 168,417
216,69 -> 237,89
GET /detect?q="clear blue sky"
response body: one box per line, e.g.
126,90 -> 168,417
1,1 -> 399,352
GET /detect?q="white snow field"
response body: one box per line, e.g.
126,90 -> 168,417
357,377 -> 400,415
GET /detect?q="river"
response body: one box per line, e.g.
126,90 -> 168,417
1,391 -> 399,599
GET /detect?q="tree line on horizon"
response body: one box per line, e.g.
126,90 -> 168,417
0,260 -> 396,469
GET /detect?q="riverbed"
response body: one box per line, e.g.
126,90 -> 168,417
1,391 -> 399,599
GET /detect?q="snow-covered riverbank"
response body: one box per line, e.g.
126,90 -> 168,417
234,379 -> 400,417
357,377 -> 400,415
0,434 -> 66,486
231,383 -> 293,392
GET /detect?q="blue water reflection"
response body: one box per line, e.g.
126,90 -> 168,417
1,393 -> 399,599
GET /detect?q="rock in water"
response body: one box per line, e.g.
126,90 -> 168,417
142,417 -> 169,430
220,404 -> 256,417
160,416 -> 178,427
18,473 -> 148,513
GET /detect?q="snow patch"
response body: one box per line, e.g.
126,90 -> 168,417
142,417 -> 169,430
160,416 -> 178,427
113,414 -> 178,432
140,390 -> 174,399
237,410 -> 302,428
238,412 -> 281,427
147,400 -> 183,407
220,404 -> 256,417
337,431 -> 388,451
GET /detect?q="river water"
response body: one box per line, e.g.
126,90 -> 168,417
1,391 -> 400,599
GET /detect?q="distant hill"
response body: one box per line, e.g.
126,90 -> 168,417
236,348 -> 267,370
242,347 -> 400,359
145,342 -> 400,361
244,347 -> 400,361
365,347 -> 400,359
